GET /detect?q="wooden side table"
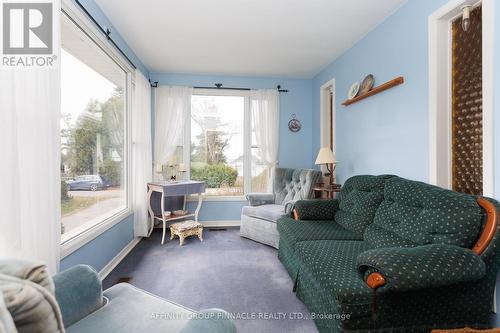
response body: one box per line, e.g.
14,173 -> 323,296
147,181 -> 206,244
313,183 -> 342,199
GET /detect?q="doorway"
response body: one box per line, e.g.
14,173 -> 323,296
428,0 -> 494,196
320,79 -> 335,183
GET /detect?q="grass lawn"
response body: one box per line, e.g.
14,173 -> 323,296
61,196 -> 101,216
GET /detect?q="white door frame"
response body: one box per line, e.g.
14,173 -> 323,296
319,79 -> 335,180
428,0 -> 495,196
320,79 -> 335,149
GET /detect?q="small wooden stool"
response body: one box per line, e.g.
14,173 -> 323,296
169,220 -> 203,246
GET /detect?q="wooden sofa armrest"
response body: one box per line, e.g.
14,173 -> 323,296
473,197 -> 498,255
366,272 -> 386,290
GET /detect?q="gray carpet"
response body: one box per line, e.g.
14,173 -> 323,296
103,227 -> 318,333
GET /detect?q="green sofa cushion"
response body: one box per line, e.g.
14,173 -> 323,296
277,236 -> 303,279
277,217 -> 363,249
364,177 -> 483,249
334,175 -> 392,234
357,244 -> 486,293
294,239 -> 495,332
292,199 -> 339,220
294,240 -> 372,317
277,217 -> 364,283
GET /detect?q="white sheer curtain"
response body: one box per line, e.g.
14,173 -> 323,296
0,4 -> 61,274
250,89 -> 280,192
154,86 -> 193,178
132,71 -> 153,237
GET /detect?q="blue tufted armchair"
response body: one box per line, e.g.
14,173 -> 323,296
240,168 -> 322,248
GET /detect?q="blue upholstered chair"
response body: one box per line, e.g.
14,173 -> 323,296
0,261 -> 236,333
240,168 -> 322,248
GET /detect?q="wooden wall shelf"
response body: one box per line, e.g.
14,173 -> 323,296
342,76 -> 404,106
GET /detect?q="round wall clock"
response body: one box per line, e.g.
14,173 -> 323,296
288,114 -> 301,132
348,82 -> 360,99
360,74 -> 375,95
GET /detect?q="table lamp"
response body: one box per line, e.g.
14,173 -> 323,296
155,163 -> 164,180
315,147 -> 337,185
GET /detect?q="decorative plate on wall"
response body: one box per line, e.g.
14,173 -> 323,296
348,82 -> 360,99
360,74 -> 375,95
288,114 -> 301,132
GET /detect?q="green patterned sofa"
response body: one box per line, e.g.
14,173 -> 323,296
277,175 -> 500,332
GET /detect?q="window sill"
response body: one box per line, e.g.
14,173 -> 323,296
187,195 -> 247,202
60,208 -> 133,259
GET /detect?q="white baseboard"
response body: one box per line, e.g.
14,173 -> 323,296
202,220 -> 240,227
99,237 -> 141,279
153,220 -> 241,228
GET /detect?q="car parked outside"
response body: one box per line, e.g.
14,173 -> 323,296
66,175 -> 112,191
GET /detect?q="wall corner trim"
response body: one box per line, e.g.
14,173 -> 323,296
99,237 -> 141,279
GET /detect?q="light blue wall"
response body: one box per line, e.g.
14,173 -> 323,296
150,72 -> 314,221
186,200 -> 248,222
60,214 -> 134,272
60,0 -> 148,271
312,0 -> 500,325
312,0 -> 450,184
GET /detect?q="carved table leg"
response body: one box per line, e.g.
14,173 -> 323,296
147,187 -> 155,237
197,228 -> 203,242
194,193 -> 203,223
179,235 -> 185,246
161,220 -> 167,245
160,189 -> 166,245
170,228 -> 175,240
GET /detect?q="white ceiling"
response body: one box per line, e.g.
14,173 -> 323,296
94,0 -> 407,79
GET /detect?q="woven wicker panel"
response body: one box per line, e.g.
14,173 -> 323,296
451,6 -> 482,195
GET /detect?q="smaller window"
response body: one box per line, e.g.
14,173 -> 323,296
190,94 -> 245,196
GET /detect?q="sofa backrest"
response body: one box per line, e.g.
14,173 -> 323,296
0,294 -> 16,333
334,175 -> 393,234
0,260 -> 65,333
273,168 -> 322,205
364,177 -> 484,249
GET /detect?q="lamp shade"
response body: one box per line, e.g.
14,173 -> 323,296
315,147 -> 335,165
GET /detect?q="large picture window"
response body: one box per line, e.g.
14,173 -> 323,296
60,12 -> 130,241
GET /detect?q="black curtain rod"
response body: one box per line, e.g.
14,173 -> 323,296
194,86 -> 251,91
73,0 -> 137,70
193,83 -> 288,93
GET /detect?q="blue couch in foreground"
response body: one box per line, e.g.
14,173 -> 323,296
0,262 -> 236,333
